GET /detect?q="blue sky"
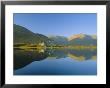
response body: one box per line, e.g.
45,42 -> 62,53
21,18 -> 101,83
14,13 -> 97,37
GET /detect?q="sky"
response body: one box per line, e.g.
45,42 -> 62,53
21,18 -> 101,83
14,13 -> 97,37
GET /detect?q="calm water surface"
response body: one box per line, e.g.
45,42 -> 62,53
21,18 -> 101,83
14,48 -> 97,75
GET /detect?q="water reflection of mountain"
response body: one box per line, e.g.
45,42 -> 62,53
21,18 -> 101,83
14,49 -> 97,70
68,49 -> 97,61
46,49 -> 67,59
14,49 -> 48,70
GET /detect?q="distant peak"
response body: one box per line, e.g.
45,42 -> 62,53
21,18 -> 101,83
68,33 -> 85,41
47,35 -> 66,38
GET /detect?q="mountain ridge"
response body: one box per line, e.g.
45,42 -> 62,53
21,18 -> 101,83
14,24 -> 97,46
14,24 -> 50,45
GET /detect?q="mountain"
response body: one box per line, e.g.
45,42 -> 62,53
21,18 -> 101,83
14,24 -> 97,46
68,33 -> 97,46
14,24 -> 50,45
48,35 -> 68,45
68,33 -> 85,41
91,35 -> 97,39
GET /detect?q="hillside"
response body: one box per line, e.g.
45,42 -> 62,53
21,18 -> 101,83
48,35 -> 68,45
14,24 -> 50,45
68,34 -> 97,46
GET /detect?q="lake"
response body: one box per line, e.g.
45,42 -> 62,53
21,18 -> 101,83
14,48 -> 97,75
